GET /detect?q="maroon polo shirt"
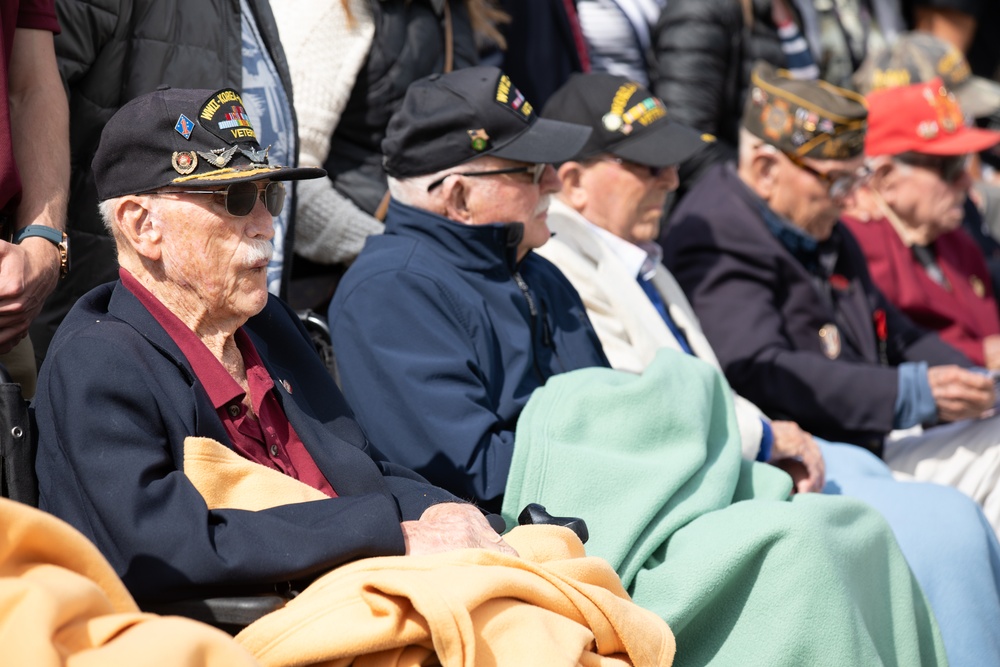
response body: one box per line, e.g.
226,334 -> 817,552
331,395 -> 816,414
121,269 -> 336,497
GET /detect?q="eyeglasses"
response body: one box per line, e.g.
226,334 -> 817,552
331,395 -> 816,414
893,152 -> 969,183
156,181 -> 286,216
426,163 -> 547,192
780,150 -> 869,199
593,156 -> 675,179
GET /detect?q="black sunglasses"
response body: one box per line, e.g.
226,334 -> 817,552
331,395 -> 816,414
426,163 -> 547,192
159,180 -> 286,216
893,152 -> 969,184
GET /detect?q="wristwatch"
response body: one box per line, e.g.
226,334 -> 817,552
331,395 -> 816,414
14,225 -> 69,279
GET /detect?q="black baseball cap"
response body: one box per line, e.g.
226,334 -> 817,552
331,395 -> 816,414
92,87 -> 325,201
541,72 -> 709,167
381,66 -> 592,178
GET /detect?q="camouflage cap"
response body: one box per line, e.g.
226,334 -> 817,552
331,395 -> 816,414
742,62 -> 867,160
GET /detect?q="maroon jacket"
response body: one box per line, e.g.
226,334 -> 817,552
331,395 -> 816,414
843,214 -> 1000,367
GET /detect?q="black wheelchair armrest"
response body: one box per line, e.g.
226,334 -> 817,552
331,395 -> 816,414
140,594 -> 289,635
517,503 -> 589,544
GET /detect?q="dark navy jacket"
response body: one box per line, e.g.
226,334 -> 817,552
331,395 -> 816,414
34,282 -> 456,601
328,201 -> 610,512
664,164 -> 969,452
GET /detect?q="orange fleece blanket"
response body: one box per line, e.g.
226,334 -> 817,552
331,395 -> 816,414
183,436 -> 674,667
0,497 -> 259,666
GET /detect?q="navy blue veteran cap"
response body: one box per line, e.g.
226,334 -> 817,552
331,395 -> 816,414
92,87 -> 325,201
382,66 -> 592,178
542,72 -> 710,167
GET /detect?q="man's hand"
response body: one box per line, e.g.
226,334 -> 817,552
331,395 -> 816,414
0,237 -> 60,352
401,502 -> 518,557
928,365 -> 995,422
768,420 -> 826,494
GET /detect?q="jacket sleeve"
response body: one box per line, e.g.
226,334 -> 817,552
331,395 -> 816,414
53,0 -> 120,88
650,0 -> 739,180
34,328 -> 414,602
271,0 -> 383,264
330,270 -> 514,509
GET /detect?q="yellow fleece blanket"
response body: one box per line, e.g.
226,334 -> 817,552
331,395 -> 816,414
183,436 -> 674,667
0,497 -> 259,666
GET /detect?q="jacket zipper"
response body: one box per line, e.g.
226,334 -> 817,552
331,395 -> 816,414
512,271 -> 557,381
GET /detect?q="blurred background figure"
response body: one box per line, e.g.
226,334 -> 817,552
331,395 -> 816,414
576,0 -> 665,85
274,0 -> 508,312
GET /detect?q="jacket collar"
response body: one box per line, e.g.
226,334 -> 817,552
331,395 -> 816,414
384,199 -> 525,274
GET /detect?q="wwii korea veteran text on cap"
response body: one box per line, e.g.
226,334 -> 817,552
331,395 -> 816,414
92,87 -> 325,201
381,66 -> 592,179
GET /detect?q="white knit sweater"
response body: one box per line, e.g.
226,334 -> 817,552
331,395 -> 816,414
272,0 -> 383,265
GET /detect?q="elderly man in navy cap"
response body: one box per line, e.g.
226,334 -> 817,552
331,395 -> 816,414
33,86 -> 517,609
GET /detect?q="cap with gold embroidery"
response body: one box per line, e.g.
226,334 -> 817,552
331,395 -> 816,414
541,72 -> 709,167
92,87 -> 325,201
742,61 -> 867,160
382,66 -> 591,178
865,78 -> 1000,156
853,32 -> 1000,120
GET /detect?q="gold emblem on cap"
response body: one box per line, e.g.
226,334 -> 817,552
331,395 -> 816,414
819,323 -> 841,359
171,151 -> 198,175
971,275 -> 986,299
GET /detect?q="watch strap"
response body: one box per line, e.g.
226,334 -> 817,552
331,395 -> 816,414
14,225 -> 64,245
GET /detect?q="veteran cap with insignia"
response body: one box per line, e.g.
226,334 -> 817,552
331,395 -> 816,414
381,66 -> 592,179
541,72 -> 708,167
743,61 -> 867,160
865,78 -> 1000,157
853,32 -> 1000,120
92,87 -> 325,201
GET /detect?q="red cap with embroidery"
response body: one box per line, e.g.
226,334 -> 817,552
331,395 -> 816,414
865,78 -> 1000,157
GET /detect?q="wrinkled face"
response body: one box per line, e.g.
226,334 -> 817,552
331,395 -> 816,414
460,157 -> 562,256
575,156 -> 679,244
884,154 -> 971,240
768,153 -> 866,241
152,181 -> 276,324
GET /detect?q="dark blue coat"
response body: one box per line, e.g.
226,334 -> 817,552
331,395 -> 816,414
663,163 -> 969,452
328,201 -> 609,512
34,282 -> 456,601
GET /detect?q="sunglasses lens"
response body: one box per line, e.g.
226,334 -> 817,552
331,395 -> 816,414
224,181 -> 260,216
264,181 -> 286,216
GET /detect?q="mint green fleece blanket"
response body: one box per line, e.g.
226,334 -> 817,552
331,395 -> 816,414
502,349 -> 946,666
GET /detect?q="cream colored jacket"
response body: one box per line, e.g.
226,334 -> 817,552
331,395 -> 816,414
538,199 -> 766,459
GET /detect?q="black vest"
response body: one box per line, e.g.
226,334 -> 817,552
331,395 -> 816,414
324,0 -> 479,214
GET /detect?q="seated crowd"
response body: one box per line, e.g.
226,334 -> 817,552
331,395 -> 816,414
6,2 -> 1000,666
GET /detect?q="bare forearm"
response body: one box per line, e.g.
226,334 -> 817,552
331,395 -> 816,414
9,28 -> 69,233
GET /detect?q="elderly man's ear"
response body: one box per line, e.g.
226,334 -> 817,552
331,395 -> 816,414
555,162 -> 587,211
747,150 -> 780,200
440,177 -> 473,223
115,196 -> 163,261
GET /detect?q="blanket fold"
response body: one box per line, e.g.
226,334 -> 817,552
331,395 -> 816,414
502,348 -> 947,666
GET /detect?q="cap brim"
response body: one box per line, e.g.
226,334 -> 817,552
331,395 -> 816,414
955,76 -> 1000,119
169,164 -> 327,187
607,121 -> 708,167
918,126 -> 1000,155
490,118 -> 592,164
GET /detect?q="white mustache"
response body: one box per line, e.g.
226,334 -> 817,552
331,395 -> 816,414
242,239 -> 274,266
534,195 -> 550,217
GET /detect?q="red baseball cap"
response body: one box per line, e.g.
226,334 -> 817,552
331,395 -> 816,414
865,78 -> 1000,157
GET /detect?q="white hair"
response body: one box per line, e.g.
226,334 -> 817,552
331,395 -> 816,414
98,197 -> 119,235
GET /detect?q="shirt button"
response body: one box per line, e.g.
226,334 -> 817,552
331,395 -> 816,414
269,444 -> 279,456
227,404 -> 241,418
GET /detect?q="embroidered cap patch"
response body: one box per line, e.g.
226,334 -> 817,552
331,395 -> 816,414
198,88 -> 259,145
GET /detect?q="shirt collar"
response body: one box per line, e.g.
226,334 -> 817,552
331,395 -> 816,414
580,217 -> 662,280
